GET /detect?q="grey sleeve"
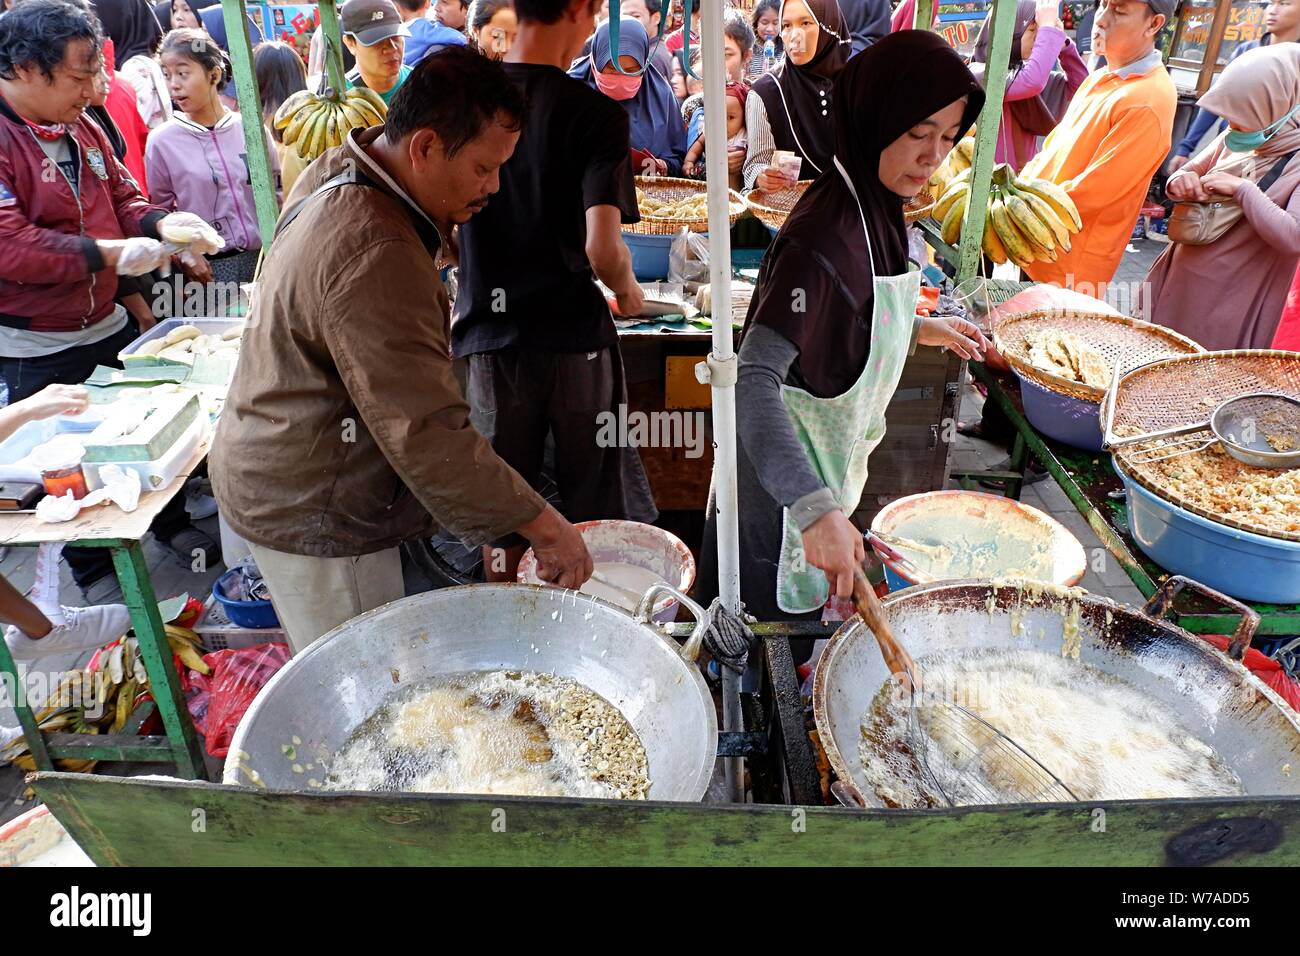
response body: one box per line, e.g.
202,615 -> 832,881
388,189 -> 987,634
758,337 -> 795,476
737,323 -> 840,530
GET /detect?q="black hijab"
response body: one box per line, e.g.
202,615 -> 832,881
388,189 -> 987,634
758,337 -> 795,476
751,0 -> 851,179
91,0 -> 163,63
745,30 -> 982,398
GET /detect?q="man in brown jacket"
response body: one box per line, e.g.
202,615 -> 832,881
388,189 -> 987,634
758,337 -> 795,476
211,49 -> 591,652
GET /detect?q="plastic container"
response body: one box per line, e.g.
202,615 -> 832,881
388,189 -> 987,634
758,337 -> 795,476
83,415 -> 207,493
212,568 -> 280,629
118,317 -> 242,362
195,593 -> 285,651
623,232 -> 675,281
29,438 -> 88,499
1115,461 -> 1300,605
1015,372 -> 1105,451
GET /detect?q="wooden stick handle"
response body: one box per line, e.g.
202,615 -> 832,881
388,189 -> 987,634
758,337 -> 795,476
852,566 -> 918,689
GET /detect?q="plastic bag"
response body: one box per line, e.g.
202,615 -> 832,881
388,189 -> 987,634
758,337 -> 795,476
668,228 -> 711,285
190,642 -> 291,758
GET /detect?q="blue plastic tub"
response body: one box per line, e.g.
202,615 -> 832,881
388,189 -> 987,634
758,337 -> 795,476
1016,373 -> 1105,451
212,568 -> 280,628
1116,461 -> 1300,604
623,232 -> 675,281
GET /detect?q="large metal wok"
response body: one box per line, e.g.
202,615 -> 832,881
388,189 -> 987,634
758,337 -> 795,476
814,577 -> 1300,808
224,584 -> 718,801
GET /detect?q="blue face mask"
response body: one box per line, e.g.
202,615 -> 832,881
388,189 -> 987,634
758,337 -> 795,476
1224,104 -> 1300,152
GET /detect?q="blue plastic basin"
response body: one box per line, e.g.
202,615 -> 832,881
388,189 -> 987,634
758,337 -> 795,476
212,569 -> 280,629
1016,373 -> 1105,451
623,232 -> 675,281
1116,461 -> 1300,605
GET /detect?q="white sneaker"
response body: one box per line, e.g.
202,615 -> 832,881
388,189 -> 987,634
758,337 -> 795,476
4,604 -> 132,661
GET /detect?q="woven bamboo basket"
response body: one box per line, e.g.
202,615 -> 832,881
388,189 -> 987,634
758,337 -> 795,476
1108,350 -> 1300,542
993,309 -> 1204,403
744,181 -> 811,232
627,176 -> 746,235
904,187 -> 936,224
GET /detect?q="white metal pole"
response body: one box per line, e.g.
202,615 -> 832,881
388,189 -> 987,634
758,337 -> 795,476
697,0 -> 743,802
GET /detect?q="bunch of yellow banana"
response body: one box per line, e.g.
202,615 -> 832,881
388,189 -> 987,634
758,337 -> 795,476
932,162 -> 1082,269
0,625 -> 211,775
273,86 -> 388,162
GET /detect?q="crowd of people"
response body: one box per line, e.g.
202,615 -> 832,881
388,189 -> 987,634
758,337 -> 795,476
0,0 -> 1299,655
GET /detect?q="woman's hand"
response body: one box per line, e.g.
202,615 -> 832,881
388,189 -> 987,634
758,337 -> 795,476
1035,0 -> 1062,30
916,315 -> 989,361
801,509 -> 865,600
1201,170 -> 1248,199
1167,154 -> 1190,175
653,157 -> 668,176
727,145 -> 747,176
19,384 -> 91,420
177,253 -> 213,285
1166,169 -> 1208,201
756,165 -> 794,192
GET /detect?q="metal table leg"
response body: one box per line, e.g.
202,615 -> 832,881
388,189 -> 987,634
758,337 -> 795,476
0,628 -> 53,772
109,541 -> 206,780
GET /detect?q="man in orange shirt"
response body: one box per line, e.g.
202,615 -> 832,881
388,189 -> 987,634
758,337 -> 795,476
1020,0 -> 1176,294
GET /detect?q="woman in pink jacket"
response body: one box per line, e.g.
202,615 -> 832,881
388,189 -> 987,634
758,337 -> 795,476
146,28 -> 278,303
968,0 -> 1088,171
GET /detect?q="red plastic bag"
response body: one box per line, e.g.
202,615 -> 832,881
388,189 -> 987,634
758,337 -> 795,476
1199,635 -> 1300,713
192,643 -> 291,758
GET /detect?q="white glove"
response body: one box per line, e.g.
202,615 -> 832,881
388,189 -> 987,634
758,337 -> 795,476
113,237 -> 168,276
159,211 -> 225,255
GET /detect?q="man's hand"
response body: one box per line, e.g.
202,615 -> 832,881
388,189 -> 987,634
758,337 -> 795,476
159,211 -> 224,255
801,509 -> 865,600
520,504 -> 593,590
98,238 -> 168,276
18,384 -> 91,420
1201,170 -> 1248,199
756,165 -> 794,193
1167,154 -> 1190,175
614,280 -> 644,317
916,315 -> 989,361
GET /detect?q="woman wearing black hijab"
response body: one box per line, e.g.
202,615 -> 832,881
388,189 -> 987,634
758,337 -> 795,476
91,0 -> 163,62
743,0 -> 850,192
697,31 -> 989,641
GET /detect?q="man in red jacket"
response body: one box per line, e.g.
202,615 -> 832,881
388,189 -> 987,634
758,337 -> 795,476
0,0 -> 224,594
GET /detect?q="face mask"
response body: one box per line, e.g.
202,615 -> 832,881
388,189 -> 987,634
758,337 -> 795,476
1225,104 -> 1300,152
593,55 -> 643,100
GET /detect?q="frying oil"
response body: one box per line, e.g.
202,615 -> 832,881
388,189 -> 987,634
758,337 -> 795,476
325,671 -> 646,799
859,648 -> 1243,808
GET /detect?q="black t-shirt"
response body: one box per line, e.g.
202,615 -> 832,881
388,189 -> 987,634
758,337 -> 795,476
452,63 -> 639,356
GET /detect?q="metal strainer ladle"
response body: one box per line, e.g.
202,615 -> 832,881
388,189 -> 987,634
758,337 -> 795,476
1105,392 -> 1300,468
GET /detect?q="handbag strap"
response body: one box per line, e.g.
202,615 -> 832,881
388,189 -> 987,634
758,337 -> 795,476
1259,150 -> 1299,193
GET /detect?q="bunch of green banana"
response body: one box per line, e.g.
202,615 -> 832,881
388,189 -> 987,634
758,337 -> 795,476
274,86 -> 388,162
932,162 -> 1083,269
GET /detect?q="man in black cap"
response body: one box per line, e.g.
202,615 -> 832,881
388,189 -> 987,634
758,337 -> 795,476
342,0 -> 412,107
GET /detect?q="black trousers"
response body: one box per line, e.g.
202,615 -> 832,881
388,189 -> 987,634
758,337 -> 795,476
1,323 -> 192,587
